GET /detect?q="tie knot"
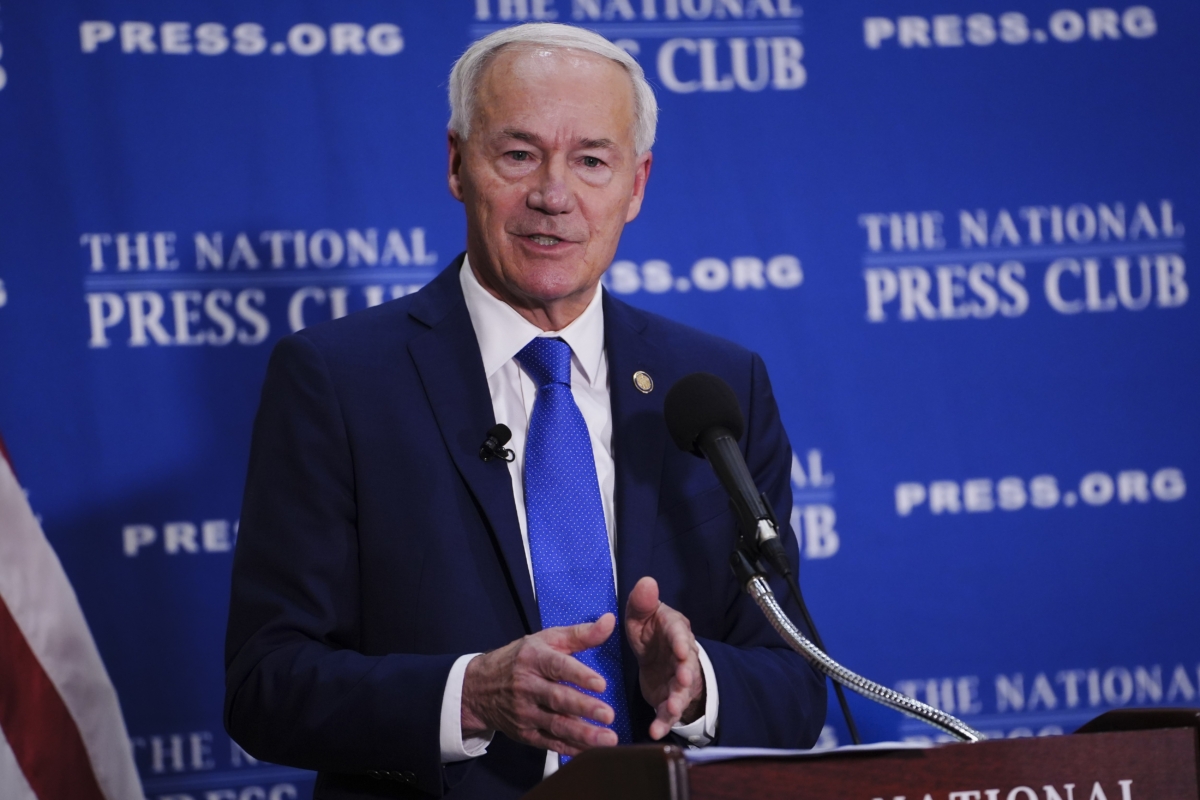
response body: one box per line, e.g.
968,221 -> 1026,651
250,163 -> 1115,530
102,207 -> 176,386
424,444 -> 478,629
516,337 -> 572,388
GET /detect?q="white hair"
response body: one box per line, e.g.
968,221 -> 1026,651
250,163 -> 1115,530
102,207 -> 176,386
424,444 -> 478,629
449,23 -> 658,155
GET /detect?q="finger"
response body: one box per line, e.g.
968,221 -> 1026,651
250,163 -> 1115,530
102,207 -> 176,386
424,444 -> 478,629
538,682 -> 615,726
656,683 -> 692,730
649,663 -> 703,739
529,709 -> 620,753
675,657 -> 698,690
527,733 -> 585,758
533,733 -> 613,759
625,577 -> 660,624
526,723 -> 617,759
543,614 -> 615,655
662,613 -> 694,662
650,698 -> 676,740
534,647 -> 608,694
666,683 -> 688,718
668,661 -> 703,712
544,708 -> 621,750
647,691 -> 683,740
521,724 -> 594,758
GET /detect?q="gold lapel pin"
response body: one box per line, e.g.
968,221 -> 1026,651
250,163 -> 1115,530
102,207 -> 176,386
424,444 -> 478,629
632,371 -> 654,393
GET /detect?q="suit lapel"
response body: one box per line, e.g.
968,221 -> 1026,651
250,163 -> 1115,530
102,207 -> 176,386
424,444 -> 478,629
603,293 -> 667,612
408,260 -> 541,633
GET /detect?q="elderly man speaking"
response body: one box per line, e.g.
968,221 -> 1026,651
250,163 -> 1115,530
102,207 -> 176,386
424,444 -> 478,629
224,22 -> 826,800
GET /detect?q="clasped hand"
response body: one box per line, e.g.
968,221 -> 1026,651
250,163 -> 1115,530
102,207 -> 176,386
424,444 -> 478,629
461,577 -> 705,756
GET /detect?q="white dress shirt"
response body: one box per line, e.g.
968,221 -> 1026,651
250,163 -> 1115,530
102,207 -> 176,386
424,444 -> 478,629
437,258 -> 719,778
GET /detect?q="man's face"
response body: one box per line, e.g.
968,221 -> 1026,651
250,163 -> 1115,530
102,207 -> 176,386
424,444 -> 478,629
448,46 -> 651,324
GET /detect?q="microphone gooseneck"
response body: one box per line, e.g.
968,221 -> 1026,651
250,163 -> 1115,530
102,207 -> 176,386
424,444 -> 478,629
732,552 -> 984,743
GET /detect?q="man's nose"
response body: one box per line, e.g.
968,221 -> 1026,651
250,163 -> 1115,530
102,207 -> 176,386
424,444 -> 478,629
526,156 -> 575,215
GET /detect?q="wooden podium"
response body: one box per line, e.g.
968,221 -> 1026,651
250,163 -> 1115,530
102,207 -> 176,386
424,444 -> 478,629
523,710 -> 1200,800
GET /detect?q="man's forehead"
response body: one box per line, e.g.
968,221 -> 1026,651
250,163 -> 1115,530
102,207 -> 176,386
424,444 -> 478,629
474,45 -> 636,135
484,43 -> 626,81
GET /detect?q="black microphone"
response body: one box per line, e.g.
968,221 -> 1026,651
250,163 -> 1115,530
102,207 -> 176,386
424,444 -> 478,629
479,423 -> 514,462
665,372 -> 864,744
663,372 -> 791,577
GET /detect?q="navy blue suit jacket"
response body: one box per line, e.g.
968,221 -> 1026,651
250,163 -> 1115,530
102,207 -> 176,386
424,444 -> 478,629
224,257 -> 826,799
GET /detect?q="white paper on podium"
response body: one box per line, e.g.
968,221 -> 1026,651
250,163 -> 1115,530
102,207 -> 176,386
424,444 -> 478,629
683,741 -> 932,765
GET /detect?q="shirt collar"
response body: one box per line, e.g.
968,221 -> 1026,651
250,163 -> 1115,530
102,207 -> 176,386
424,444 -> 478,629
459,254 -> 606,387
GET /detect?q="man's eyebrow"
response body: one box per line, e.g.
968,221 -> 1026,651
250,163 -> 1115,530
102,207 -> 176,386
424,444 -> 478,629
579,138 -> 616,150
493,129 -> 617,151
497,128 -> 541,145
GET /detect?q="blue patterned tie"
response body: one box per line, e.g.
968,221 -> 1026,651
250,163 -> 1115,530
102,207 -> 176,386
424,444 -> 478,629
515,337 -> 632,760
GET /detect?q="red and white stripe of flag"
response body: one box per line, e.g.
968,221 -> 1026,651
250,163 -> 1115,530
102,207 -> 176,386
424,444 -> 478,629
0,438 -> 142,800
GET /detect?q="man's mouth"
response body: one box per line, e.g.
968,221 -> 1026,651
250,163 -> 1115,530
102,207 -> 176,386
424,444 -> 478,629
526,234 -> 563,246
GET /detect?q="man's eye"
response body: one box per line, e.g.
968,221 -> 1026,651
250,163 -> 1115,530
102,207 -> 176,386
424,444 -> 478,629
582,156 -> 603,168
508,151 -> 530,161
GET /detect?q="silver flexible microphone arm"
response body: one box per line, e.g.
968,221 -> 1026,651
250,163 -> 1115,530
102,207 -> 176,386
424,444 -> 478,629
742,572 -> 986,743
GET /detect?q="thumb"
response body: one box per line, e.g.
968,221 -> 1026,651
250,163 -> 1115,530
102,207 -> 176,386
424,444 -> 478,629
625,576 -> 660,624
549,612 -> 616,654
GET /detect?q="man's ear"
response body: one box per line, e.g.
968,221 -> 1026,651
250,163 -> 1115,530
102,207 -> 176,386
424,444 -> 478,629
448,132 -> 465,202
624,151 -> 653,223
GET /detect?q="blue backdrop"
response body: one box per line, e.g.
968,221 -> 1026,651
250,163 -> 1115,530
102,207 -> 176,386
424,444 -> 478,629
1,2 -> 1197,798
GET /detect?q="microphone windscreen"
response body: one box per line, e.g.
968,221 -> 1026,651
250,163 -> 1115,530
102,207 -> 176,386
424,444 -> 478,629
488,423 -> 512,446
663,372 -> 745,455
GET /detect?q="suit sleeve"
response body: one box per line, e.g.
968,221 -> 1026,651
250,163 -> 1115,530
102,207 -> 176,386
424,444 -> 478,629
692,351 -> 828,748
224,333 -> 455,797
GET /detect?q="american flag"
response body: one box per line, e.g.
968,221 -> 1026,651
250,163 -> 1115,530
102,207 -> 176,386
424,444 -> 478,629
0,435 -> 142,800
